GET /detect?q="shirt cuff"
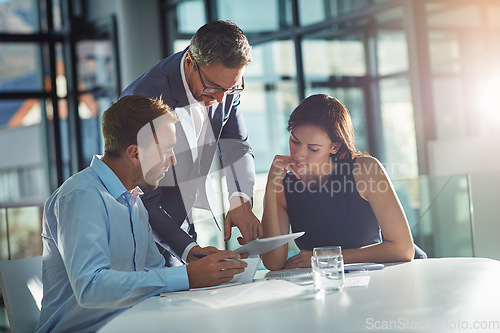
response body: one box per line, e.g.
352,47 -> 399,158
165,265 -> 190,292
181,242 -> 198,263
229,192 -> 252,205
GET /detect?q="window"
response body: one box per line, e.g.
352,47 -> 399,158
425,1 -> 500,139
0,0 -> 51,260
0,0 -> 120,261
217,0 -> 285,32
0,0 -> 40,33
242,40 -> 298,172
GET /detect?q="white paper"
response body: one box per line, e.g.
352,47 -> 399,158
344,275 -> 371,288
187,280 -> 306,309
229,257 -> 260,284
234,232 -> 305,256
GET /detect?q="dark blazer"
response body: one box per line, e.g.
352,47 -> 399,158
120,49 -> 255,262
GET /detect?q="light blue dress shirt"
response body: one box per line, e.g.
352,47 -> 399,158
35,156 -> 189,333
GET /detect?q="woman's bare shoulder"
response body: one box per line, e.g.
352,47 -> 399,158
353,156 -> 384,176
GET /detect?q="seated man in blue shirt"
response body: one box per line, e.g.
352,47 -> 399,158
36,95 -> 247,333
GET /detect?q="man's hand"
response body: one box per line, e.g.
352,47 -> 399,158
283,250 -> 313,269
224,196 -> 262,245
187,245 -> 220,263
186,250 -> 248,288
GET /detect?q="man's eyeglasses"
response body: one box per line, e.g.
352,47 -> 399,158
194,60 -> 244,95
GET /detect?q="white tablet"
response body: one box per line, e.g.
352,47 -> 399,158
234,232 -> 305,256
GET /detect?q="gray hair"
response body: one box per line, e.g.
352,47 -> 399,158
188,20 -> 252,68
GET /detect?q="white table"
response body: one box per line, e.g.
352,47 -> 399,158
99,258 -> 500,333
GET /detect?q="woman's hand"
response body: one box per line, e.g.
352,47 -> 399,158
283,250 -> 313,269
267,155 -> 301,191
261,155 -> 297,271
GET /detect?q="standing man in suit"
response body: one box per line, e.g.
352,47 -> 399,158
121,20 -> 262,265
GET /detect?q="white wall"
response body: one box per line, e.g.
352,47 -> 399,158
85,0 -> 162,91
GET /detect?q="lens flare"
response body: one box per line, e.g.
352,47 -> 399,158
482,76 -> 500,111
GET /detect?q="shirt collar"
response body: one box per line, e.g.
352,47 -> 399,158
180,51 -> 198,107
129,186 -> 144,206
90,155 -> 129,200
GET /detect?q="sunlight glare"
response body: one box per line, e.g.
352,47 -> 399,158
482,76 -> 500,111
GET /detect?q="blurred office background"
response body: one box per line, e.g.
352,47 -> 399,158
1,2 -> 499,323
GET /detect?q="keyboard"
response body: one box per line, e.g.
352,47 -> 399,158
265,263 -> 384,279
265,268 -> 312,279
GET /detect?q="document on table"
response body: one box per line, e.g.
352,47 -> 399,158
234,232 -> 305,256
161,258 -> 260,295
160,280 -> 306,309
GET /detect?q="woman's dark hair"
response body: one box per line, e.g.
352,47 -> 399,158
288,94 -> 365,161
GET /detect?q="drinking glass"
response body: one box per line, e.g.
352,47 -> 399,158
311,246 -> 344,292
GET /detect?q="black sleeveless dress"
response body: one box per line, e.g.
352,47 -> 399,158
283,160 -> 382,250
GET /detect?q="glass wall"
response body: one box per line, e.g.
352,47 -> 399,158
0,0 -> 120,262
75,30 -> 120,167
163,0 -> 206,55
0,206 -> 43,260
393,174 -> 474,258
217,0 -> 287,33
0,0 -> 40,33
242,40 -> 299,172
425,1 -> 500,140
0,42 -> 48,201
302,31 -> 370,154
0,0 -> 53,262
0,43 -> 43,92
298,0 -> 392,26
379,78 -> 418,180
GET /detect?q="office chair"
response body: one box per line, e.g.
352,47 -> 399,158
414,243 -> 428,259
0,256 -> 43,333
